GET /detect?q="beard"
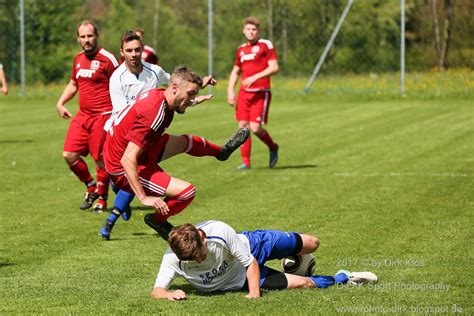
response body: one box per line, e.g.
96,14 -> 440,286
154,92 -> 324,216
82,42 -> 97,53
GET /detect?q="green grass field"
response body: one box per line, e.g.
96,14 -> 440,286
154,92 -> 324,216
1,72 -> 473,314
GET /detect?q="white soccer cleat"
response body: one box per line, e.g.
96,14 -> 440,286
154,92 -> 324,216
347,271 -> 378,285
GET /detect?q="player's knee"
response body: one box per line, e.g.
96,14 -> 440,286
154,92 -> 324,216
63,151 -> 78,164
250,125 -> 263,135
302,235 -> 319,253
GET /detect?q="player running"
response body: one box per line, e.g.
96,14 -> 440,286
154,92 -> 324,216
56,20 -> 118,212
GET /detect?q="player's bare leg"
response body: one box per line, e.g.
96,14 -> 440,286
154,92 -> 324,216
297,234 -> 320,255
63,151 -> 98,210
249,121 -> 279,168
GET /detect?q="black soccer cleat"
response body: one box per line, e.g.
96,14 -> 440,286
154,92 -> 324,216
144,214 -> 173,241
99,220 -> 114,240
216,128 -> 250,161
80,191 -> 99,210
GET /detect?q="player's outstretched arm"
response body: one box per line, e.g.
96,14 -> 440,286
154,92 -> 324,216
151,287 -> 186,301
56,80 -> 78,119
201,75 -> 217,88
245,258 -> 261,299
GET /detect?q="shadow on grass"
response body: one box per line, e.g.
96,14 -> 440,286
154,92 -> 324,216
131,206 -> 155,211
0,139 -> 33,144
0,262 -> 16,267
169,284 -> 246,297
256,164 -> 318,170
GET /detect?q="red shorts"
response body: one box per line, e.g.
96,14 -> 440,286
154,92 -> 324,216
110,134 -> 171,196
63,111 -> 109,160
236,90 -> 272,124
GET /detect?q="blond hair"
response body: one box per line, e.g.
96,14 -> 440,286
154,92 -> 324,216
243,16 -> 260,28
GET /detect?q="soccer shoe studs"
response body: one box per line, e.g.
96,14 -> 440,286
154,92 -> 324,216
216,128 -> 250,161
80,191 -> 99,210
144,214 -> 173,241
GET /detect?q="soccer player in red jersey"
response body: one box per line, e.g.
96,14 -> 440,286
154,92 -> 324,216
102,66 -> 249,240
56,20 -> 119,212
133,28 -> 159,65
227,17 -> 279,170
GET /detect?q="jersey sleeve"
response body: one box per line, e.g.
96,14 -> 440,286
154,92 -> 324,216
154,249 -> 180,289
109,70 -> 127,113
154,66 -> 170,86
70,56 -> 78,83
219,222 -> 254,268
234,48 -> 242,68
266,45 -> 278,62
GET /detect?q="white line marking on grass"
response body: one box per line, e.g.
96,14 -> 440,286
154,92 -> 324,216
334,172 -> 469,177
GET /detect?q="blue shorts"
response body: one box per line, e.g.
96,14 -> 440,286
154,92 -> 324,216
240,230 -> 301,288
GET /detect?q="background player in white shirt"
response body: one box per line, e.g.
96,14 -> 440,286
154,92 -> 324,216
151,220 -> 378,300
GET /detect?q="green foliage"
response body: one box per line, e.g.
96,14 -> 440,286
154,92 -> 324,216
0,74 -> 472,313
0,0 -> 472,84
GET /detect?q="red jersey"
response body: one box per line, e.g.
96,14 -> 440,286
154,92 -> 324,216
142,45 -> 159,65
71,48 -> 119,115
104,88 -> 174,174
234,39 -> 277,92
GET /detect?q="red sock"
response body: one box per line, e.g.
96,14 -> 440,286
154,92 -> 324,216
69,158 -> 95,191
183,135 -> 221,157
256,129 -> 278,150
240,136 -> 251,166
95,166 -> 110,198
154,184 -> 195,222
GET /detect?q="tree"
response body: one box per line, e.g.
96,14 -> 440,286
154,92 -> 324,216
431,0 -> 454,70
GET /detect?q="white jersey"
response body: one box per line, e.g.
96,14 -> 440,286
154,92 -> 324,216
154,220 -> 254,293
104,61 -> 170,131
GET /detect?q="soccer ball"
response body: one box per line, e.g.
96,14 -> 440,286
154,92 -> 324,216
281,254 -> 316,276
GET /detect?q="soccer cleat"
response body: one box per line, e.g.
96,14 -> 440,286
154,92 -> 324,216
99,220 -> 114,240
79,191 -> 99,210
216,128 -> 250,161
144,214 -> 173,241
235,163 -> 251,170
91,203 -> 107,214
336,270 -> 378,285
269,145 -> 279,168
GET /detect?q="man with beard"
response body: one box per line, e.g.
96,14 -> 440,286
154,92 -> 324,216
56,20 -> 119,212
103,66 -> 249,240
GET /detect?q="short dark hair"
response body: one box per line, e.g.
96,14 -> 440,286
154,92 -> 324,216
243,16 -> 260,28
76,20 -> 98,36
121,31 -> 141,48
170,65 -> 203,88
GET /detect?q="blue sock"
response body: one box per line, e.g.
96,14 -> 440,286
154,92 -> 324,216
309,275 -> 335,288
334,272 -> 349,284
106,208 -> 121,223
114,190 -> 134,213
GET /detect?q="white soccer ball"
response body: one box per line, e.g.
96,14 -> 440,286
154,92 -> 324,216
281,254 -> 316,276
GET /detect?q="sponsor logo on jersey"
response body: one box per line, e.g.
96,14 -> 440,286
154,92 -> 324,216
251,46 -> 260,53
76,63 -> 81,68
76,69 -> 96,79
90,60 -> 100,70
240,53 -> 257,63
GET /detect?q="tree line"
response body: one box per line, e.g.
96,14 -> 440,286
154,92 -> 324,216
0,0 -> 472,84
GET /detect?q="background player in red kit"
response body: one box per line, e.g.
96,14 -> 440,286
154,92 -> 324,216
227,16 -> 279,170
133,28 -> 159,65
103,66 -> 249,240
56,20 -> 119,212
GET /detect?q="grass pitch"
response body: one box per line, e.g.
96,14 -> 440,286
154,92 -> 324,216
1,72 -> 473,314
